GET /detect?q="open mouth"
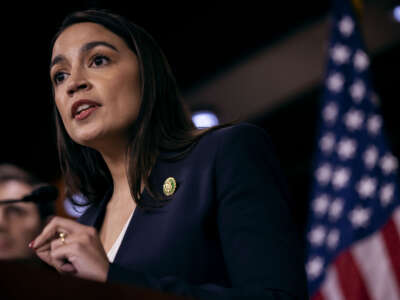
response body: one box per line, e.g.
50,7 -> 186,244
71,100 -> 101,120
74,104 -> 99,120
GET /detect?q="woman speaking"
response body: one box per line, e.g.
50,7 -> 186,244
31,9 -> 308,300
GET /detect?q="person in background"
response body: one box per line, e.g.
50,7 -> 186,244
32,9 -> 308,300
0,164 -> 57,260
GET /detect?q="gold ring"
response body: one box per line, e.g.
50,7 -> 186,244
59,232 -> 67,244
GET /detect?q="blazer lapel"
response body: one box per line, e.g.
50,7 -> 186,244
77,189 -> 111,228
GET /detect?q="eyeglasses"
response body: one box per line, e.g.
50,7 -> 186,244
0,185 -> 58,205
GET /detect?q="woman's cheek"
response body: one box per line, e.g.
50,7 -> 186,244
55,98 -> 68,124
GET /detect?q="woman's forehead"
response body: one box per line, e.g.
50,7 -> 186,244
52,22 -> 122,56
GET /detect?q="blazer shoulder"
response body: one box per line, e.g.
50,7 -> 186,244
200,122 -> 272,153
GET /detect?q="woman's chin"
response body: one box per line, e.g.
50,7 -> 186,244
70,127 -> 129,153
71,131 -> 105,149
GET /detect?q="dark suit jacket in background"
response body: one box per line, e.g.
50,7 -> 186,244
78,123 -> 309,300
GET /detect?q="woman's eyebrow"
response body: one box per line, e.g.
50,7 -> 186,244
50,41 -> 119,70
50,55 -> 66,70
81,40 -> 119,54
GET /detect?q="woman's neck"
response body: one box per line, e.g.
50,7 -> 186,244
100,146 -> 133,205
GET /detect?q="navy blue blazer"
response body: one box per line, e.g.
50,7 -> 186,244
78,123 -> 308,300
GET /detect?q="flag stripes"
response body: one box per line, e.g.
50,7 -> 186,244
321,267 -> 345,300
313,208 -> 400,300
335,251 -> 371,300
381,218 -> 400,289
351,222 -> 400,300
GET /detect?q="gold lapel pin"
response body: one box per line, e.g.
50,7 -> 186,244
163,177 -> 177,196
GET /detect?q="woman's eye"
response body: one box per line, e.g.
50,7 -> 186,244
91,55 -> 110,67
53,72 -> 67,84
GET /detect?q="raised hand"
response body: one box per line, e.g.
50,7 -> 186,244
31,216 -> 109,282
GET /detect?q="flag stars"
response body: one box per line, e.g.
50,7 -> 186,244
315,163 -> 333,185
320,133 -> 336,154
327,72 -> 345,93
326,229 -> 340,249
367,115 -> 382,135
307,1 -> 400,283
337,137 -> 357,160
323,102 -> 339,124
356,176 -> 377,199
363,145 -> 379,169
332,167 -> 351,190
349,206 -> 371,228
344,109 -> 364,131
329,198 -> 344,221
380,153 -> 398,175
354,49 -> 369,72
313,194 -> 331,217
331,44 -> 351,64
306,257 -> 325,280
380,183 -> 395,207
349,80 -> 366,103
308,225 -> 327,246
338,16 -> 354,37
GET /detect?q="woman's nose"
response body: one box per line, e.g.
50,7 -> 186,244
67,71 -> 91,96
67,82 -> 89,96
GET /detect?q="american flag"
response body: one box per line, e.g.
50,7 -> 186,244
305,0 -> 400,299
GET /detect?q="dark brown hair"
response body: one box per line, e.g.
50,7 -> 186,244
51,9 -> 229,209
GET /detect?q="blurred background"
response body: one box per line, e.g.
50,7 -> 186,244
0,0 -> 399,247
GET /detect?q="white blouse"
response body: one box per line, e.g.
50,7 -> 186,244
107,212 -> 134,263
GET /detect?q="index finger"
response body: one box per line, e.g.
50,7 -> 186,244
32,216 -> 84,249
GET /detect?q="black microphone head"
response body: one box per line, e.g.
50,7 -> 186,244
24,185 -> 59,204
